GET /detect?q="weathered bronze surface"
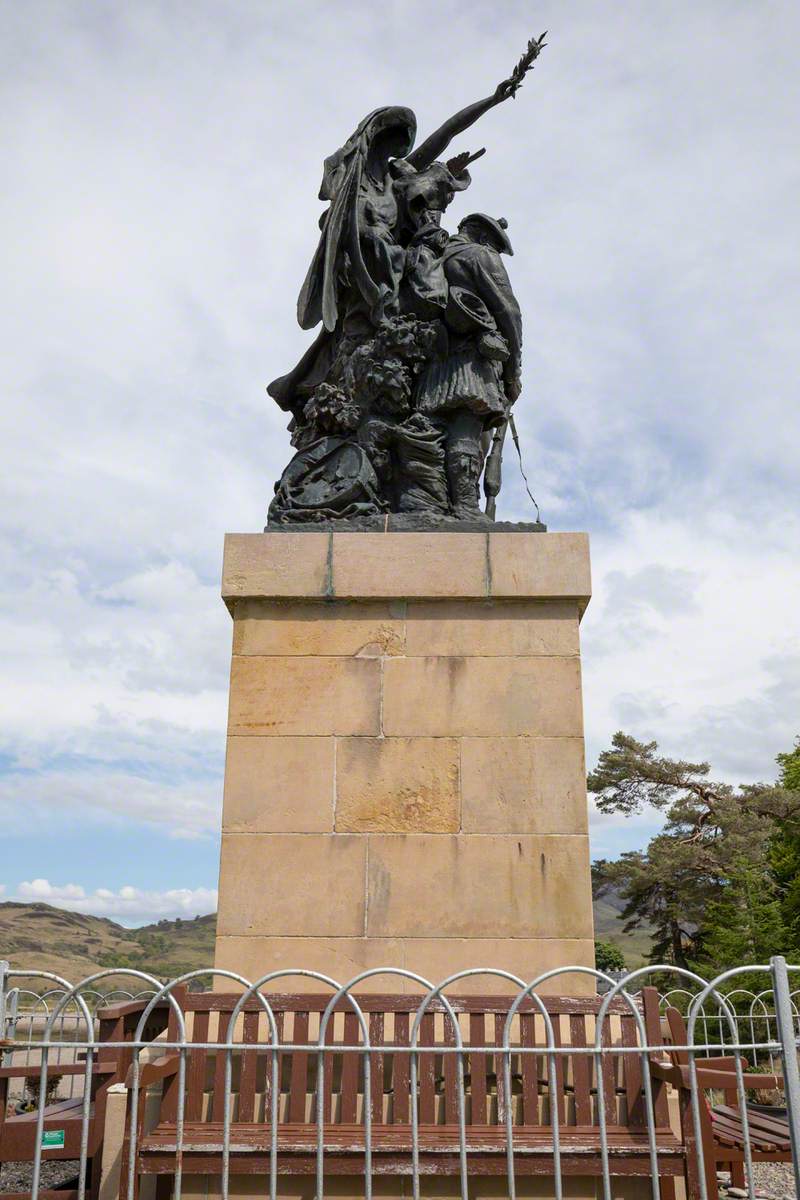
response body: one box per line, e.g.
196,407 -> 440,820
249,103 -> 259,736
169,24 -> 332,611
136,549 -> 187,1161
267,36 -> 546,528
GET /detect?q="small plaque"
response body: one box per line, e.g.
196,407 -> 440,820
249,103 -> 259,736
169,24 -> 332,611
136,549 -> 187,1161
42,1129 -> 65,1150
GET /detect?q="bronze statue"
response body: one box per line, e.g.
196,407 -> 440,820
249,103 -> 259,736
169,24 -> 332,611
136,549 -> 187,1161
267,35 -> 546,527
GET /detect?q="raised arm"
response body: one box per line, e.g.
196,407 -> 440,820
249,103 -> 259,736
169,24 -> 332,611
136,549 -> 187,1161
407,33 -> 547,171
407,91 -> 505,171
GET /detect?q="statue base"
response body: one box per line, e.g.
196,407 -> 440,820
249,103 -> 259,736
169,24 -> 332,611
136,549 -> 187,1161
215,527 -> 594,994
267,513 -> 547,533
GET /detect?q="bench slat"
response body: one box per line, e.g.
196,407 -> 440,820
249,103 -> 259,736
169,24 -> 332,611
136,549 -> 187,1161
211,1008 -> 233,1124
569,1014 -> 592,1127
520,1012 -> 540,1126
238,1010 -> 260,1123
418,1013 -> 436,1125
288,1012 -> 310,1124
369,1011 -> 385,1123
339,1012 -> 359,1124
493,1012 -> 507,1125
392,1012 -> 410,1126
186,1009 -> 209,1122
620,1013 -> 644,1127
469,1012 -> 487,1127
442,1011 -> 459,1126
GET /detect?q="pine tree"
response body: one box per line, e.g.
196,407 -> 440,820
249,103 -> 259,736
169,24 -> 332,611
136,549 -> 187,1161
589,731 -> 800,969
769,739 -> 800,954
699,854 -> 786,973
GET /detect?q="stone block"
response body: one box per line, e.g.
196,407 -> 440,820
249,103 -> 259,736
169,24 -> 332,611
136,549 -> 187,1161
222,736 -> 334,833
488,532 -> 591,608
405,598 -> 579,657
228,656 -> 381,736
222,533 -> 329,604
460,737 -> 587,834
233,598 -> 405,657
382,656 -> 583,737
217,834 -> 366,937
335,737 -> 460,833
366,834 -> 594,939
398,938 -> 597,996
213,935 -> 595,998
331,533 -> 487,598
214,936 -> 408,992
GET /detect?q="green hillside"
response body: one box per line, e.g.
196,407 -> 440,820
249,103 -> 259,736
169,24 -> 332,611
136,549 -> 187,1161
592,888 -> 654,968
0,902 -> 215,988
1,890 -> 654,986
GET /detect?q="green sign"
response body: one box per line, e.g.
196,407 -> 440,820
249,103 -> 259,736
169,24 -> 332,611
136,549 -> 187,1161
41,1129 -> 65,1150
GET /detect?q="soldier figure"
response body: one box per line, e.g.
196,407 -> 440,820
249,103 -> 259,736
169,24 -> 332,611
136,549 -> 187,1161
415,214 -> 521,519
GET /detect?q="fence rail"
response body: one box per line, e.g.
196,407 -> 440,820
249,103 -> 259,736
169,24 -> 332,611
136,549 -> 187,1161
1,959 -> 799,1200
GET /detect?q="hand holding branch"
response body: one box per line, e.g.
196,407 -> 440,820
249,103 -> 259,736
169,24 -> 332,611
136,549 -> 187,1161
493,32 -> 548,103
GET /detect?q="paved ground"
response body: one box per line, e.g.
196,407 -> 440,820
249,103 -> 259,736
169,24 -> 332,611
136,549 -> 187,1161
719,1163 -> 797,1199
0,1159 -> 796,1198
0,1158 -> 79,1193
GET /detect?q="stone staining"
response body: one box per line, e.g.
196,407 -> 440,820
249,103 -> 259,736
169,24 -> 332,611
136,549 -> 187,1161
266,36 -> 547,527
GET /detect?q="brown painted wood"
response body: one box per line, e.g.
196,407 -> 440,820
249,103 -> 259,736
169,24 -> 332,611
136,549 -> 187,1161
520,1011 -> 540,1127
287,1011 -> 310,1124
139,1119 -> 682,1153
469,1011 -> 488,1127
492,1011 -> 507,1126
317,1015 -> 335,1126
369,1010 -> 385,1123
598,1013 -> 616,1128
392,1011 -> 410,1126
549,1012 -> 566,1128
569,1014 -> 592,1126
125,990 -> 700,1193
339,1012 -> 359,1125
185,1008 -> 208,1123
417,1012 -> 436,1126
237,1009 -> 260,1123
442,1012 -> 459,1127
158,992 -> 633,1016
620,1012 -> 644,1127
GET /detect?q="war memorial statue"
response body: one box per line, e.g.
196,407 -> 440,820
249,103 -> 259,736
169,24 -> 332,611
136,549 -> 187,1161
266,35 -> 546,528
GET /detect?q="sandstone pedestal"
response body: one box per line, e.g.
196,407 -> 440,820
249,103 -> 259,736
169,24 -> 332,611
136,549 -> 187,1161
215,530 -> 594,992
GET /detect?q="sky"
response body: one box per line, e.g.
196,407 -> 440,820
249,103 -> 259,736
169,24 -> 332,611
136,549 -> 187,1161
1,0 -> 799,927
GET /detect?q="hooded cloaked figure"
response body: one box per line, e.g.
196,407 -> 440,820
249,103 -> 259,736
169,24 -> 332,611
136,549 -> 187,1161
269,107 -> 417,416
297,106 -> 418,335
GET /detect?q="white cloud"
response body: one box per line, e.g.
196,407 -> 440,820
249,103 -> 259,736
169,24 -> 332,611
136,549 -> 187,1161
13,879 -> 217,925
583,510 -> 800,787
0,767 -> 222,840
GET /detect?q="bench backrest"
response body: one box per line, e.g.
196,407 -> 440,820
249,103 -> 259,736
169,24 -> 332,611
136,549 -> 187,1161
152,989 -> 669,1132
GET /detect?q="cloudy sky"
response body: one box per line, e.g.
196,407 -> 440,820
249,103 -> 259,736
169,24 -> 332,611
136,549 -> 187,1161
2,1 -> 798,926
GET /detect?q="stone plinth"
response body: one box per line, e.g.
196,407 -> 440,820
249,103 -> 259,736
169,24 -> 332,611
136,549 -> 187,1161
215,530 -> 594,993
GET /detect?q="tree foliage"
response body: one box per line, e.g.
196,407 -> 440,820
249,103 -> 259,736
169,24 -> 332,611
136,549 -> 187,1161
590,732 -> 800,971
594,940 -> 626,973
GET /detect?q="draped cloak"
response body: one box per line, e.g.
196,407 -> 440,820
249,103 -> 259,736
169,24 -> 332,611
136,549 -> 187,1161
268,107 -> 417,413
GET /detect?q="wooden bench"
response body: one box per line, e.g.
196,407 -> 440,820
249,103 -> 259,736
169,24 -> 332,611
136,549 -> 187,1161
0,996 -> 169,1200
652,1004 -> 791,1199
122,987 -> 686,1197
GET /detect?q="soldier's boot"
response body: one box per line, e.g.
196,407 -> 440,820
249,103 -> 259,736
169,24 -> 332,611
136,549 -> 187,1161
447,449 -> 489,521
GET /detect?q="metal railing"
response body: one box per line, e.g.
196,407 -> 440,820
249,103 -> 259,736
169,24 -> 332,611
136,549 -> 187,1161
1,958 -> 799,1200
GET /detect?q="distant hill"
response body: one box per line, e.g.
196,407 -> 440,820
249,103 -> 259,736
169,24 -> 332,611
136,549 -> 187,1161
1,891 -> 654,985
0,902 -> 215,987
592,885 -> 654,969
